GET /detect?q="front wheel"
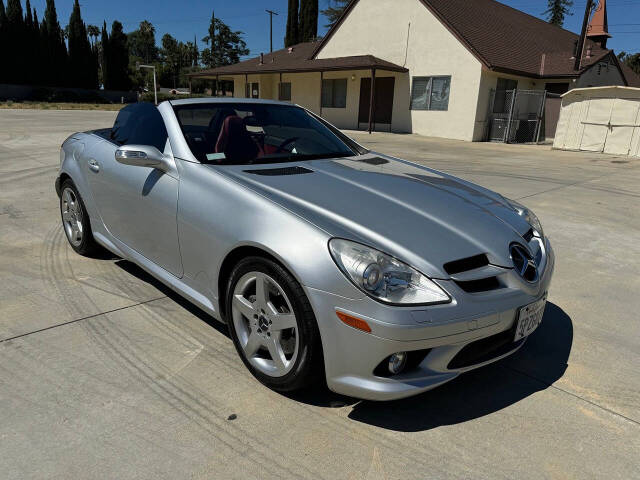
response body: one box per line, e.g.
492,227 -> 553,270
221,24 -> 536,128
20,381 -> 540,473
225,257 -> 324,392
59,179 -> 103,256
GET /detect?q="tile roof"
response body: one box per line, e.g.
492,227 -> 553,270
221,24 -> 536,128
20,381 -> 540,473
190,41 -> 408,77
314,0 -> 640,83
192,0 -> 640,87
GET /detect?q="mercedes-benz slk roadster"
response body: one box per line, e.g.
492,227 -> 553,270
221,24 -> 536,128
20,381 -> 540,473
56,99 -> 554,401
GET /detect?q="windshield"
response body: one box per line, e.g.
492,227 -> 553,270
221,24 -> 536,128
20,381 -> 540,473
172,102 -> 363,164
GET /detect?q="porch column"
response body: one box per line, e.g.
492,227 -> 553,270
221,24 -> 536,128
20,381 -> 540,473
245,73 -> 248,98
368,67 -> 377,134
216,75 -> 219,97
319,71 -> 324,116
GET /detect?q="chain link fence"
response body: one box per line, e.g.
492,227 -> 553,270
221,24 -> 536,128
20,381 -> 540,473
486,89 -> 546,143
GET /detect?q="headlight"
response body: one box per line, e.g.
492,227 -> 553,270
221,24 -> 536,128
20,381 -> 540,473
328,238 -> 451,305
505,198 -> 544,237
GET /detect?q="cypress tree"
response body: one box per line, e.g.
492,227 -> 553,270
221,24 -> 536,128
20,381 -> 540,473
285,0 -> 299,47
0,1 -> 6,84
108,21 -> 130,91
100,21 -> 109,88
6,0 -> 25,83
43,0 -> 68,86
67,0 -> 96,88
299,0 -> 318,43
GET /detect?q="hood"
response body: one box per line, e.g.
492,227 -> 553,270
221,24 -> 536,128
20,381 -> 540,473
212,154 -> 532,278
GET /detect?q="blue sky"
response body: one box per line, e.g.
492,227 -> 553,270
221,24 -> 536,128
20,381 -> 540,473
28,0 -> 640,56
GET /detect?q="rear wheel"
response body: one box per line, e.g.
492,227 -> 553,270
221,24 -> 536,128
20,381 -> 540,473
226,257 -> 324,392
59,180 -> 102,256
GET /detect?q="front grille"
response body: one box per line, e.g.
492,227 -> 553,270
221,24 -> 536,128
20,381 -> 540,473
454,277 -> 501,293
443,254 -> 489,275
444,254 -> 503,293
447,328 -> 524,369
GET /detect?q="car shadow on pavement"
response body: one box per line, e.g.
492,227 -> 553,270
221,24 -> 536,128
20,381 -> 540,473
345,302 -> 572,432
114,259 -> 231,339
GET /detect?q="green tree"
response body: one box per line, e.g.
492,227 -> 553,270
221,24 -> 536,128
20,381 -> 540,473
128,20 -> 157,64
321,0 -> 349,28
106,21 -> 131,91
0,1 -> 7,83
6,0 -> 25,83
285,0 -> 299,47
99,21 -> 109,88
618,51 -> 640,75
201,12 -> 249,68
87,24 -> 100,46
299,0 -> 318,43
544,0 -> 574,27
67,0 -> 97,88
42,0 -> 68,86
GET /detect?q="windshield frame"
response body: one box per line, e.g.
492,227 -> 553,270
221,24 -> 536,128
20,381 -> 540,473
171,101 -> 368,165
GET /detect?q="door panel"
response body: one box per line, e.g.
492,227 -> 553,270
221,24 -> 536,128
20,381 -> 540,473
85,140 -> 183,277
358,77 -> 395,126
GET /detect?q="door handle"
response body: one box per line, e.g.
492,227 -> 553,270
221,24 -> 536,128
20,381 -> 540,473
88,158 -> 100,173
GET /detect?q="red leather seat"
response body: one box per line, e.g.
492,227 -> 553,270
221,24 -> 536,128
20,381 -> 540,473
215,115 -> 263,163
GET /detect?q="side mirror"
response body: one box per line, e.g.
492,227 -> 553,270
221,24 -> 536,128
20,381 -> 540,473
115,145 -> 172,173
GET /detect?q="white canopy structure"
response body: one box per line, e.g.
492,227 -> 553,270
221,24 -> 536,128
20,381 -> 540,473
553,86 -> 640,157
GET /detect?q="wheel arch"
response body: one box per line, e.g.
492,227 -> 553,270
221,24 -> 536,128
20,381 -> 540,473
217,244 -> 302,322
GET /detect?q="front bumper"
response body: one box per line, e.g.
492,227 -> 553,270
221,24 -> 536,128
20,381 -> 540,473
306,239 -> 555,401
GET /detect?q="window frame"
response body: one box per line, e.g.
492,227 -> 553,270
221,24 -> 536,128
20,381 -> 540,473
245,82 -> 260,99
278,82 -> 292,101
410,75 -> 452,111
110,102 -> 168,152
321,78 -> 348,109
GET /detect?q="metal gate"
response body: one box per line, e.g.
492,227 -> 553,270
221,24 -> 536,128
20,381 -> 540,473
487,89 -> 547,143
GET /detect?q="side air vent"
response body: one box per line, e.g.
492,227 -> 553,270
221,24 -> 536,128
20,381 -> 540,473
244,166 -> 313,176
443,254 -> 489,275
358,156 -> 389,166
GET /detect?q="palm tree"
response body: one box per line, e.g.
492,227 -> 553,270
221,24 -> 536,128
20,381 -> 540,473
87,24 -> 99,46
139,20 -> 155,63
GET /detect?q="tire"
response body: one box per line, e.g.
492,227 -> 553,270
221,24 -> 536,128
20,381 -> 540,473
59,179 -> 103,256
225,256 -> 324,392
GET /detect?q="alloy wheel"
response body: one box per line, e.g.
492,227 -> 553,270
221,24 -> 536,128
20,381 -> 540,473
231,271 -> 299,377
61,187 -> 84,247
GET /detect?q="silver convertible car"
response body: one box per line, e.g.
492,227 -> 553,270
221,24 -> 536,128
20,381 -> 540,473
56,99 -> 554,401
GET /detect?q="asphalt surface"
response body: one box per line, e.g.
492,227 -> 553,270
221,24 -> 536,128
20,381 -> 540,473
1,109 -> 639,479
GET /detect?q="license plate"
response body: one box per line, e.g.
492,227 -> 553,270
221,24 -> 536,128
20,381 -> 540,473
514,296 -> 547,341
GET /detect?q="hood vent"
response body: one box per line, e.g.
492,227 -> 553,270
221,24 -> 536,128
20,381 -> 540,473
357,156 -> 389,166
244,166 -> 313,176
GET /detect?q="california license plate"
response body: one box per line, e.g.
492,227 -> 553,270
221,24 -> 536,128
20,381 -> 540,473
514,296 -> 547,341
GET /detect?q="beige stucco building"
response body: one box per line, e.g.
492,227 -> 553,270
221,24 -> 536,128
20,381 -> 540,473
190,0 -> 640,141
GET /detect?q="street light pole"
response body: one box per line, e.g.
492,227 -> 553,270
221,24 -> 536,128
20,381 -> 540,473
266,10 -> 279,53
137,63 -> 157,105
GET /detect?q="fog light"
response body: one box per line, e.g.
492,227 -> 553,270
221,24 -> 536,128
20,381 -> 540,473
388,352 -> 408,375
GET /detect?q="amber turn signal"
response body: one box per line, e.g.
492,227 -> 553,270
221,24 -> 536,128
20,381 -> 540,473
336,311 -> 372,333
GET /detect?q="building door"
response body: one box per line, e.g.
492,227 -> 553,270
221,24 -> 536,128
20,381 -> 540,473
358,77 -> 395,130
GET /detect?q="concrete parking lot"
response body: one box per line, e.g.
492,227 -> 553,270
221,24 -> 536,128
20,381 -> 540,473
1,109 -> 639,479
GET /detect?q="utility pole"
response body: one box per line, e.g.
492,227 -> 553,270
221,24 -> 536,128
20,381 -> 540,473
575,0 -> 595,71
266,9 -> 279,53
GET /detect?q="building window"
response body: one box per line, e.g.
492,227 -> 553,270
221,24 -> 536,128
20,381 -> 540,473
245,82 -> 259,98
322,78 -> 347,108
493,77 -> 518,113
410,76 -> 451,111
279,82 -> 292,101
